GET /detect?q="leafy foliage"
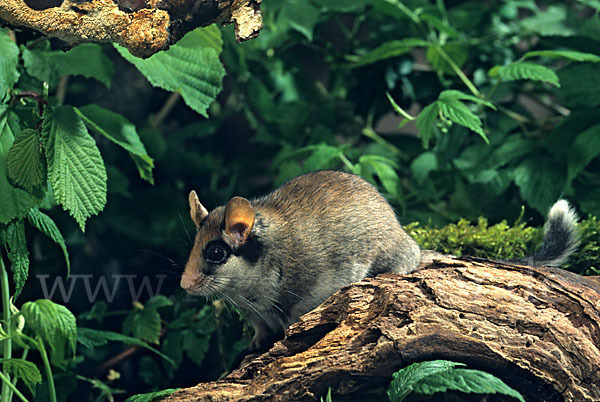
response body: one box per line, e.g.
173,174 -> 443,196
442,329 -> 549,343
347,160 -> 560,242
42,105 -> 108,231
0,30 -> 19,99
22,43 -> 114,88
387,360 -> 524,401
77,327 -> 174,364
21,299 -> 77,363
0,219 -> 29,297
1,358 -> 42,395
117,25 -> 226,118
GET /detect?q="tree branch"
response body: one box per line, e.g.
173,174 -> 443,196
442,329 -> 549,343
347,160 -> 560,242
0,0 -> 262,58
166,255 -> 600,401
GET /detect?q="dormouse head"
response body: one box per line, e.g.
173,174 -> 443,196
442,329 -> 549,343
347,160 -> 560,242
180,190 -> 260,296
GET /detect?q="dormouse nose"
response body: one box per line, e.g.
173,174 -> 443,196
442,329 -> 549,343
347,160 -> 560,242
180,273 -> 196,291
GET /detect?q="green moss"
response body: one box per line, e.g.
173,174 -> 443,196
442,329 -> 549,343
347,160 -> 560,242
406,215 -> 599,276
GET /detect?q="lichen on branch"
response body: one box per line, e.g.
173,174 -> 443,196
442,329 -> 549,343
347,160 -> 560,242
0,0 -> 262,58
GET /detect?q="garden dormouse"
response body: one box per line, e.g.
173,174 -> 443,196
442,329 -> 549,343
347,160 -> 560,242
180,170 -> 578,351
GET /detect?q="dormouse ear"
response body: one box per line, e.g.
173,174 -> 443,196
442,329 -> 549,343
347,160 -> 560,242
225,196 -> 255,247
189,190 -> 209,228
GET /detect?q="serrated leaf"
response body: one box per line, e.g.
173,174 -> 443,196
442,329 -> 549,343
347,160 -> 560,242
438,90 -> 496,110
387,360 -> 465,401
522,50 -> 600,62
42,105 -> 107,231
75,105 -> 154,184
77,328 -> 174,365
145,294 -> 173,310
22,43 -> 114,88
0,29 -> 20,99
7,129 -> 45,192
348,38 -> 430,67
123,296 -> 172,344
387,360 -> 524,402
1,358 -> 43,395
514,157 -> 566,214
116,25 -> 225,118
437,98 -> 488,142
567,123 -> 600,181
412,368 -> 525,401
0,219 -> 29,298
27,208 -> 70,274
0,106 -> 36,224
124,388 -> 180,402
21,299 -> 77,363
491,62 -> 559,87
416,102 -> 440,148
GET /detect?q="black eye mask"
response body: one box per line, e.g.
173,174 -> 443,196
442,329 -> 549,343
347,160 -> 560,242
203,240 -> 231,265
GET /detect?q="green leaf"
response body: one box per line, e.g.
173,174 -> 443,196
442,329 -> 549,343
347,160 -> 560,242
416,102 -> 440,148
124,388 -> 180,402
567,123 -> 600,181
558,63 -> 600,108
358,155 -> 400,196
280,0 -> 321,41
412,369 -> 525,401
116,25 -> 225,118
21,43 -> 114,87
0,219 -> 29,298
522,50 -> 600,63
437,98 -> 488,142
42,105 -> 107,231
490,62 -> 560,87
520,5 -> 573,36
0,29 -> 20,99
410,152 -> 438,184
21,299 -> 77,363
426,42 -> 468,74
1,358 -> 43,395
0,106 -> 36,224
7,128 -> 45,192
75,105 -> 154,184
387,360 -> 524,402
27,208 -> 70,274
123,296 -> 173,344
514,157 -> 566,214
388,360 -> 464,401
438,90 -> 496,110
77,327 -> 174,365
303,143 -> 344,171
348,38 -> 430,67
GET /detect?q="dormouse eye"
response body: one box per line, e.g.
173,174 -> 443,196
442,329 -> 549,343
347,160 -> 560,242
204,241 -> 230,265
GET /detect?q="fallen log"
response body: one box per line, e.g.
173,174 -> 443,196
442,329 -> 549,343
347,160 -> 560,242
166,255 -> 600,401
0,0 -> 262,57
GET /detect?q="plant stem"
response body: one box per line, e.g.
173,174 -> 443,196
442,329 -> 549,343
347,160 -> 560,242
1,255 -> 12,402
0,371 -> 29,402
435,45 -> 480,97
36,338 -> 56,402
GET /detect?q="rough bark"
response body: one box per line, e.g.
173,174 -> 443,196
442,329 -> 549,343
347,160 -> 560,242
0,0 -> 262,57
166,255 -> 600,402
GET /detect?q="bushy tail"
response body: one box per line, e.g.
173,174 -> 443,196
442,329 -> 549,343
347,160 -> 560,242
515,200 -> 579,267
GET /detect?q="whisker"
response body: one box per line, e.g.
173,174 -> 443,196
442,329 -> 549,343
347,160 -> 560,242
178,211 -> 193,244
